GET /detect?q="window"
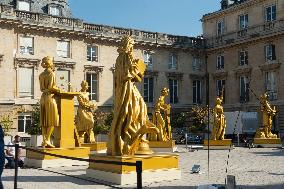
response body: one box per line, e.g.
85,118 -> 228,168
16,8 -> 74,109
239,14 -> 248,29
87,45 -> 98,62
143,77 -> 154,103
18,1 -> 30,11
193,80 -> 202,104
265,44 -> 276,62
56,69 -> 70,92
143,51 -> 153,69
265,71 -> 277,101
18,115 -> 31,133
57,40 -> 70,58
216,55 -> 224,70
240,76 -> 249,102
18,67 -> 34,99
239,51 -> 248,66
19,36 -> 34,55
217,20 -> 225,35
266,5 -> 276,22
192,58 -> 202,71
49,6 -> 61,16
86,73 -> 98,101
216,79 -> 225,100
169,53 -> 178,70
169,79 -> 178,103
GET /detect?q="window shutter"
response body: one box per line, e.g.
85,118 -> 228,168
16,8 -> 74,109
272,44 -> 276,60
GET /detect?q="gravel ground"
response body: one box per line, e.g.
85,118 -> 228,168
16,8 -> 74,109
2,146 -> 284,189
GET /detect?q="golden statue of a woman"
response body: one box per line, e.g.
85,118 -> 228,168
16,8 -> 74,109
255,92 -> 277,138
148,88 -> 172,141
107,36 -> 158,156
39,56 -> 60,148
76,81 -> 97,143
211,96 -> 226,140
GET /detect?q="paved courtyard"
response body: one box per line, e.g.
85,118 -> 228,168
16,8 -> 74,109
2,146 -> 284,189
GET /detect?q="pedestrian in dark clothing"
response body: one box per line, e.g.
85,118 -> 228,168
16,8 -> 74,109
0,125 -> 5,189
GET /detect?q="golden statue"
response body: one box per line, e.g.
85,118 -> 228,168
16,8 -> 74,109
148,88 -> 172,141
39,56 -> 60,148
255,92 -> 277,138
76,81 -> 97,143
212,95 -> 226,140
107,36 -> 158,156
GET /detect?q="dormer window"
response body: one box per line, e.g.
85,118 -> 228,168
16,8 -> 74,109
18,0 -> 31,11
49,5 -> 62,16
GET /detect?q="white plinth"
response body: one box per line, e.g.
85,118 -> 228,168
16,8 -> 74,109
91,149 -> 107,154
24,158 -> 89,168
86,168 -> 181,185
151,146 -> 177,153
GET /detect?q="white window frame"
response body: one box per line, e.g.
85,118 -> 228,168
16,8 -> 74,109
239,14 -> 248,29
18,114 -> 31,133
19,36 -> 34,55
240,76 -> 249,102
217,20 -> 225,35
87,45 -> 98,62
18,0 -> 31,11
169,53 -> 178,70
239,50 -> 248,66
143,51 -> 153,70
49,5 -> 62,16
192,58 -> 202,71
143,77 -> 154,103
18,67 -> 34,99
265,44 -> 276,62
169,79 -> 179,104
216,55 -> 224,70
86,72 -> 98,101
216,79 -> 225,98
57,40 -> 70,58
193,80 -> 202,104
265,5 -> 276,22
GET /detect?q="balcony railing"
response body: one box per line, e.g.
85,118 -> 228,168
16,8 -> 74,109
207,19 -> 284,48
0,4 -> 205,49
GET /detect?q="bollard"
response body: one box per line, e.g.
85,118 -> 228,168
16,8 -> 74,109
136,161 -> 142,189
14,144 -> 19,189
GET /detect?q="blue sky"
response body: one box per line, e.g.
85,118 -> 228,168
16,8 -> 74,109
69,0 -> 220,37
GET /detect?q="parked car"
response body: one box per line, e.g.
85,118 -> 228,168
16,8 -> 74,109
178,133 -> 203,144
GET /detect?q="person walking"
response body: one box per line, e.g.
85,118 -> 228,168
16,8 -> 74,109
0,125 -> 5,189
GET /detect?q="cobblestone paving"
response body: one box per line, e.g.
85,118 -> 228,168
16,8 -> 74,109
2,146 -> 284,189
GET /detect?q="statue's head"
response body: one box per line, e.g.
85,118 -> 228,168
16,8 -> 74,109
118,36 -> 134,54
161,87 -> 169,96
81,80 -> 89,90
216,97 -> 222,105
41,56 -> 54,69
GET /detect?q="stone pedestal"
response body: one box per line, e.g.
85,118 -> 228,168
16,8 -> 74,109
203,139 -> 233,150
253,138 -> 282,148
25,147 -> 90,168
148,140 -> 177,152
86,153 -> 181,185
81,142 -> 107,153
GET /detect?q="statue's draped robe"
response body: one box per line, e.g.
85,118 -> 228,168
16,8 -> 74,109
108,52 -> 149,156
39,69 -> 59,128
213,104 -> 226,140
76,92 -> 94,132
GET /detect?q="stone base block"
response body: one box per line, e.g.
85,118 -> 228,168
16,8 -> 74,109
149,140 -> 176,152
254,138 -> 282,148
86,153 -> 181,185
81,142 -> 107,153
203,139 -> 233,150
25,147 -> 90,168
86,168 -> 181,185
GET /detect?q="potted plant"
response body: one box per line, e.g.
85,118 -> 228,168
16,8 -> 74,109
26,104 -> 42,147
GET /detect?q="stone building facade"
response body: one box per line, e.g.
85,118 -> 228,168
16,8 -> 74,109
202,0 -> 284,136
0,0 -> 205,136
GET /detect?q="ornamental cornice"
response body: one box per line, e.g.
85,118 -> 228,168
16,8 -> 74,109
83,65 -> 104,73
166,72 -> 184,80
145,70 -> 159,77
14,58 -> 40,69
54,61 -> 76,69
212,70 -> 228,79
259,62 -> 281,72
234,66 -> 252,77
189,72 -> 206,79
